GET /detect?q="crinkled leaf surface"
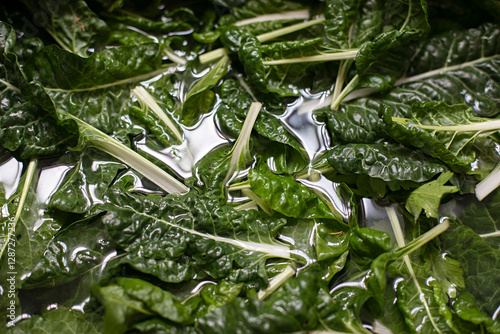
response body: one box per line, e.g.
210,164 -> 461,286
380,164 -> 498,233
6,309 -> 102,334
326,142 -> 448,183
19,0 -> 109,57
101,181 -> 289,287
248,166 -> 339,220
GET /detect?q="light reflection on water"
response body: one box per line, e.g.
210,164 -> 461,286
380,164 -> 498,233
0,155 -> 23,199
136,107 -> 228,179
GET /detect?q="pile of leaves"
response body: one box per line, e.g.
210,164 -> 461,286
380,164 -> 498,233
0,0 -> 499,333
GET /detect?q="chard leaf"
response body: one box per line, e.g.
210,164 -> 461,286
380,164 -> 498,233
10,42 -> 188,194
20,43 -> 164,90
48,149 -> 125,214
445,191 -> 500,247
355,0 -> 430,90
380,23 -> 500,117
394,103 -> 497,157
325,142 -> 448,183
220,0 -> 306,24
206,0 -> 307,46
197,270 -> 323,333
98,284 -> 152,334
325,0 -> 384,49
440,194 -> 500,315
56,113 -> 187,194
440,224 -> 500,319
7,309 -> 102,334
102,10 -> 192,36
248,166 -> 341,220
19,0 -> 109,57
405,171 -> 459,219
382,103 -> 479,171
131,86 -> 183,146
224,101 -> 262,184
373,211 -> 458,334
116,277 -> 194,325
16,42 -> 173,145
0,23 -> 72,158
216,78 -> 254,138
0,160 -> 64,293
216,79 -> 308,173
0,88 -> 72,159
323,103 -> 385,144
101,184 -> 289,287
238,33 -> 337,97
182,56 -> 230,126
394,275 -> 459,333
453,293 -> 500,333
24,217 -> 115,289
99,278 -> 243,334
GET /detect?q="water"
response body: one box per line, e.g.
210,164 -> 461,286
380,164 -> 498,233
0,155 -> 23,200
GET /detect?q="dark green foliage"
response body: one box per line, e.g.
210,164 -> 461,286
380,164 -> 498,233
0,1 -> 499,333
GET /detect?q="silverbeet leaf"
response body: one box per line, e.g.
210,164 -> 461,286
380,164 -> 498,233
6,309 -> 102,334
0,23 -> 72,158
382,103 -> 481,172
325,142 -> 448,183
248,166 -> 340,220
101,182 -> 290,287
182,56 -> 230,126
48,149 -> 125,214
355,0 -> 430,90
382,23 -> 500,117
23,217 -> 115,289
19,0 -> 109,57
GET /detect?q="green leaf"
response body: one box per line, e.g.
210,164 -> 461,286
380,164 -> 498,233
7,309 -> 102,334
0,160 -> 63,288
182,56 -> 230,126
439,219 -> 500,316
198,270 -> 323,333
382,103 -> 482,172
0,23 -> 72,158
23,217 -> 115,289
101,185 -> 289,287
381,23 -> 500,117
355,0 -> 430,90
325,142 -> 448,183
453,293 -> 500,333
325,0 -> 383,49
215,78 -> 308,174
48,149 -> 125,214
117,277 -> 194,325
405,171 -> 459,219
248,166 -> 341,220
323,103 -> 385,144
19,0 -> 109,57
98,284 -> 152,334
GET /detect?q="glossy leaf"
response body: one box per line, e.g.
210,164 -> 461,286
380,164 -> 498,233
101,183 -> 289,286
248,166 -> 340,220
7,309 -> 102,334
405,171 -> 459,219
326,142 -> 448,183
19,0 -> 108,57
182,56 -> 229,126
